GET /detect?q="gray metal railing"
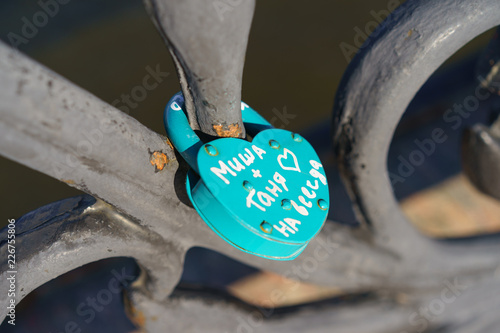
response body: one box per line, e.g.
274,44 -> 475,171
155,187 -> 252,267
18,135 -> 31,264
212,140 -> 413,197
1,0 -> 500,332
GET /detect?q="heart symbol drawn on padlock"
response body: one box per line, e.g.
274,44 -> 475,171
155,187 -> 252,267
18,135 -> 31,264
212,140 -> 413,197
165,92 -> 330,260
277,148 -> 301,173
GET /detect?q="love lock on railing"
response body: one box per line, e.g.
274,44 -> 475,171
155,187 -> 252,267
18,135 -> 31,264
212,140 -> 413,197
164,92 -> 329,260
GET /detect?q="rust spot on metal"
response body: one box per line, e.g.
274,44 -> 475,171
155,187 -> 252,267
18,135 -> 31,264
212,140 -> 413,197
149,151 -> 168,172
130,307 -> 146,328
165,137 -> 174,150
62,179 -> 75,185
213,123 -> 242,138
124,293 -> 147,330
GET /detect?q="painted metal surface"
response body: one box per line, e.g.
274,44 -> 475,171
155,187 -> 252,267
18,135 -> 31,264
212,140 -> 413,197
476,27 -> 500,94
462,119 -> 500,201
144,0 -> 255,138
0,0 -> 500,332
165,93 -> 329,259
462,27 -> 500,201
332,0 -> 500,258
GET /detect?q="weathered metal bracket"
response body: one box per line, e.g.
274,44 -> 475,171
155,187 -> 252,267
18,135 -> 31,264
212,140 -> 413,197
332,0 -> 500,263
0,196 -> 183,321
143,0 -> 255,138
462,117 -> 500,201
462,27 -> 500,201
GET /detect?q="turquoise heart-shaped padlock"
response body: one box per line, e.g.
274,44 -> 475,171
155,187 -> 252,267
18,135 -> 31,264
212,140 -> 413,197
164,92 -> 329,260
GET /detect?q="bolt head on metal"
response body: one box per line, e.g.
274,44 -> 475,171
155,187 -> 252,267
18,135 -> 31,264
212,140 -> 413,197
318,199 -> 328,210
243,180 -> 253,190
281,199 -> 291,210
260,221 -> 273,233
269,140 -> 280,149
205,144 -> 218,156
292,133 -> 303,142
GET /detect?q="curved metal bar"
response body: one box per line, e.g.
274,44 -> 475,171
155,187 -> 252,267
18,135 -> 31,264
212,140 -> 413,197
3,3 -> 500,330
197,219 -> 500,293
0,40 -> 399,291
193,220 -> 402,291
476,27 -> 500,94
129,276 -> 500,332
0,196 -> 184,323
0,41 -> 191,247
143,0 -> 255,138
128,289 -> 414,333
462,119 -> 500,200
431,279 -> 500,333
332,0 -> 500,258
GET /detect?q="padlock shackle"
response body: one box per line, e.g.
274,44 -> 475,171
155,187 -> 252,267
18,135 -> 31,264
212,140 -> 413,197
164,92 -> 273,173
239,101 -> 274,135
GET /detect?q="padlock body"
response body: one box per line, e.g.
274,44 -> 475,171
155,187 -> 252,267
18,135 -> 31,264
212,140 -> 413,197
165,93 -> 329,261
191,129 -> 329,260
187,171 -> 307,260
